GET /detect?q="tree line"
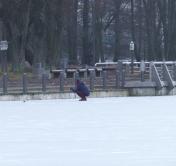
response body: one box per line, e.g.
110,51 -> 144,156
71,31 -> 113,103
0,0 -> 176,71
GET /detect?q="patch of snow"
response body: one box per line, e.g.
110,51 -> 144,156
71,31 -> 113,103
0,96 -> 176,166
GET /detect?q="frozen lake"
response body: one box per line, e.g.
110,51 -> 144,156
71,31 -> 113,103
0,96 -> 176,166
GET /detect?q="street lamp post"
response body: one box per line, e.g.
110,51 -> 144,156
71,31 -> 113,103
0,40 -> 8,73
130,41 -> 134,73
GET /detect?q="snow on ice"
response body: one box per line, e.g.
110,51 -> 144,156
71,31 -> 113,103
0,96 -> 176,166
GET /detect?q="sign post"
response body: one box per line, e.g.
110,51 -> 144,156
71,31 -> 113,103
130,41 -> 134,74
0,40 -> 8,72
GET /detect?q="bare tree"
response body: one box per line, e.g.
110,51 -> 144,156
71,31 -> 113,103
67,0 -> 78,65
82,0 -> 90,65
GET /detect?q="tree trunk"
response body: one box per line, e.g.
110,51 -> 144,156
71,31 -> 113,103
113,0 -> 122,62
19,0 -> 32,70
92,0 -> 104,64
68,0 -> 78,65
82,0 -> 90,65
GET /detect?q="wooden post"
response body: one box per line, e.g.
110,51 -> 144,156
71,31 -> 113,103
23,73 -> 27,94
89,70 -> 95,91
3,73 -> 7,95
85,70 -> 87,78
116,70 -> 120,88
140,60 -> 145,82
149,62 -> 153,81
102,70 -> 107,89
122,69 -> 125,87
42,74 -> 47,93
117,61 -> 124,88
59,71 -> 64,92
173,63 -> 176,81
74,71 -> 79,85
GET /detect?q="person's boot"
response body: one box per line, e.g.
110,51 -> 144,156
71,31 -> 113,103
79,97 -> 87,101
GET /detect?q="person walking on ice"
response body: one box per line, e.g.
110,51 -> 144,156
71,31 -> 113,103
70,79 -> 90,101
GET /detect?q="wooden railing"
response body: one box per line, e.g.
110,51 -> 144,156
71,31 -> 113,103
0,61 -> 176,95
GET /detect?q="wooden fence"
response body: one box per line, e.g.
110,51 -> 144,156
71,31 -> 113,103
1,61 -> 176,95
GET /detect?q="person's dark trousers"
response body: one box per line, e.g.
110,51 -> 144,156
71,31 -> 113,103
76,91 -> 86,101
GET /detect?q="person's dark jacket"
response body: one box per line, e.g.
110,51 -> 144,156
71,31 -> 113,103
72,80 -> 90,96
77,81 -> 90,96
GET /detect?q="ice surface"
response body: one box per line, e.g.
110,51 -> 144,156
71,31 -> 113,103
0,96 -> 176,166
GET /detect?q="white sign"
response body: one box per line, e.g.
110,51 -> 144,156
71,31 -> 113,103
130,41 -> 134,51
0,41 -> 8,50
